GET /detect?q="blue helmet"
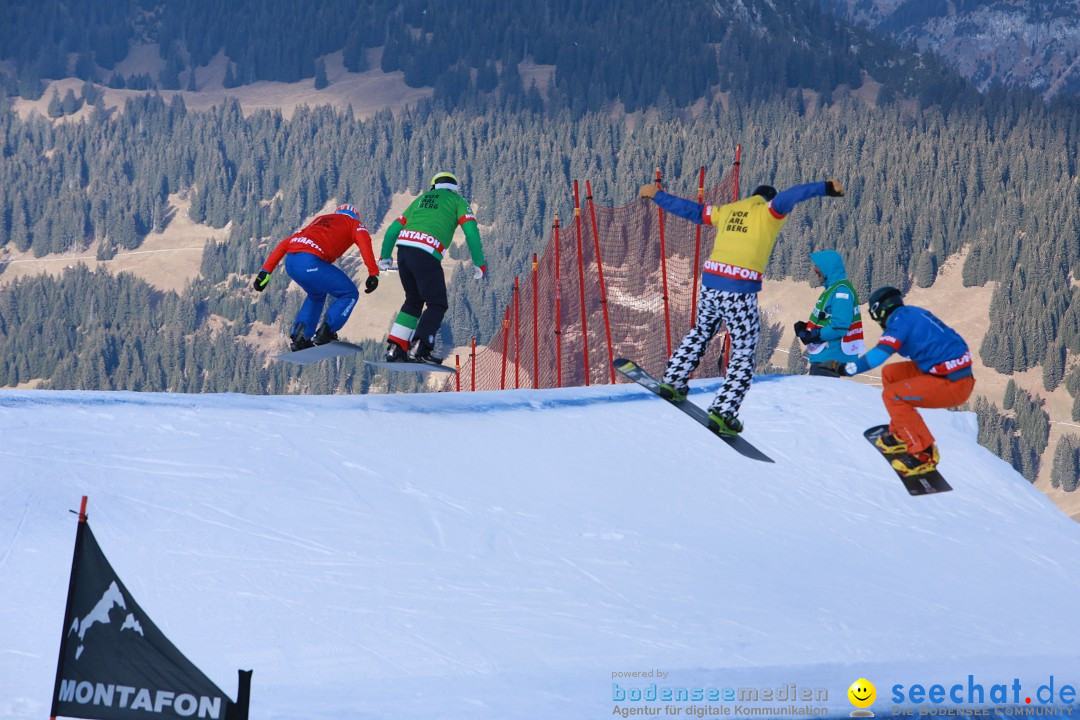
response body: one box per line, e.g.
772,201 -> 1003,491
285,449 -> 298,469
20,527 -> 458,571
335,203 -> 359,220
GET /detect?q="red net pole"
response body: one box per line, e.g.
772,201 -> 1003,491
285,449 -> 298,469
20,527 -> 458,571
532,253 -> 539,389
500,306 -> 510,390
471,337 -> 476,392
585,180 -> 616,384
554,215 -> 563,389
436,165 -> 739,394
573,180 -> 591,386
441,165 -> 739,394
720,147 -> 741,374
655,166 -> 672,357
514,275 -> 520,389
455,355 -> 461,391
734,144 -> 742,201
691,166 -> 705,326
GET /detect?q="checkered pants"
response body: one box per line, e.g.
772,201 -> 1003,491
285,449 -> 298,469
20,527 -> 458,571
661,287 -> 760,418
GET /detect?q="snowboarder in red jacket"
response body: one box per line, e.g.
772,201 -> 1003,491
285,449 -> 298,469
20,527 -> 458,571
253,204 -> 380,351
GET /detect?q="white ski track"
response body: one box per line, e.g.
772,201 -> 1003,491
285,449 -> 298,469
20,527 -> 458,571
2,375 -> 1080,719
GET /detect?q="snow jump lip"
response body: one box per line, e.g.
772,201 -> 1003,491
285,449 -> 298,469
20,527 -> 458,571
0,381 -> 739,416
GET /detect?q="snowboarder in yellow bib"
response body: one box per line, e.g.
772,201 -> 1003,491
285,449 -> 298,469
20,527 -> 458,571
639,178 -> 845,435
380,172 -> 486,365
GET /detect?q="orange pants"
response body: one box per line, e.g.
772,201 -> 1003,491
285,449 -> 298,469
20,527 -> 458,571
881,361 -> 975,453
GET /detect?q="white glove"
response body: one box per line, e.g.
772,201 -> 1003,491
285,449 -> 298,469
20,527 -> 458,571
473,264 -> 487,281
843,362 -> 858,377
377,258 -> 393,272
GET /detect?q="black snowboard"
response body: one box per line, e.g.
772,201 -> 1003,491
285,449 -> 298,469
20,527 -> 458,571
272,340 -> 367,366
614,358 -> 773,463
364,359 -> 456,374
863,425 -> 952,496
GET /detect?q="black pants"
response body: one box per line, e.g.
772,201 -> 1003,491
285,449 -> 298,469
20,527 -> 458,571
808,361 -> 843,378
397,246 -> 448,346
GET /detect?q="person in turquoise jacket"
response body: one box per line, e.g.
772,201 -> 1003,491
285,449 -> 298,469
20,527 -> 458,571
793,250 -> 865,377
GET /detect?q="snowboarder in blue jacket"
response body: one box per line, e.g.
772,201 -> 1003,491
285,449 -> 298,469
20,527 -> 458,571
836,287 -> 975,476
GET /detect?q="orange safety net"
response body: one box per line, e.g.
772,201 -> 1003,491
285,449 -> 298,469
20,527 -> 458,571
444,165 -> 738,391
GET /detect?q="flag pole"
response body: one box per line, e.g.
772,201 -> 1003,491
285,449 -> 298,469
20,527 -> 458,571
232,670 -> 253,720
50,496 -> 88,720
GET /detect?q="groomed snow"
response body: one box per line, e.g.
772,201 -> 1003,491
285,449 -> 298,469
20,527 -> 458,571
2,375 -> 1079,718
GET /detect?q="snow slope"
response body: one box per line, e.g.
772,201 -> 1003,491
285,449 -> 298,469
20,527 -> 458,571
2,375 -> 1080,719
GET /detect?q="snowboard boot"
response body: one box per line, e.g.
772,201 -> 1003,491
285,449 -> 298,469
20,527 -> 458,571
657,382 -> 689,403
873,431 -> 907,455
311,321 -> 339,346
411,338 -> 444,365
384,343 -> 408,362
289,324 -> 314,352
891,444 -> 940,476
706,409 -> 743,437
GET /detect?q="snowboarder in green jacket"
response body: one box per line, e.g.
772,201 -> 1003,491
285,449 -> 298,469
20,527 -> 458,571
379,171 -> 486,364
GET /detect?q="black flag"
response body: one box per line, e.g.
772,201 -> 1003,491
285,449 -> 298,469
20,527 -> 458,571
51,500 -> 249,720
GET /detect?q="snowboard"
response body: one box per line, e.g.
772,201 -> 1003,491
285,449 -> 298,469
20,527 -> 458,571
271,340 -> 367,366
364,359 -> 456,374
613,358 -> 773,463
863,425 -> 952,496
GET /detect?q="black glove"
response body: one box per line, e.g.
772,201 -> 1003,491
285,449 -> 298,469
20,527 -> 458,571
822,360 -> 858,377
253,270 -> 270,292
825,178 -> 845,197
794,321 -> 821,345
364,275 -> 379,294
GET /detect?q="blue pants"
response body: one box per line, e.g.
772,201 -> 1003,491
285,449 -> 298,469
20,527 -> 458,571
285,252 -> 359,337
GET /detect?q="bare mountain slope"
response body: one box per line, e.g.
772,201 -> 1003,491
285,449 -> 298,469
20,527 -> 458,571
825,0 -> 1080,97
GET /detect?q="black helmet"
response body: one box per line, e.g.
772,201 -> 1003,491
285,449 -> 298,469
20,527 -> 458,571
751,185 -> 777,202
868,286 -> 903,327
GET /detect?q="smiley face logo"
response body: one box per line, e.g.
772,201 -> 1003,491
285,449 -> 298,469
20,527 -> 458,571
848,678 -> 876,709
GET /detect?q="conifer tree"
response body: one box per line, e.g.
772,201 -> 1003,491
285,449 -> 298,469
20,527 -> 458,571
1043,341 -> 1065,392
1003,379 -> 1017,410
1051,434 -> 1080,492
47,90 -> 63,119
786,338 -> 807,375
81,81 -> 99,105
223,62 -> 238,89
18,64 -> 44,100
61,88 -> 81,115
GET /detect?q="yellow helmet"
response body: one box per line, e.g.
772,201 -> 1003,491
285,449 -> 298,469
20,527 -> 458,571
430,171 -> 459,189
